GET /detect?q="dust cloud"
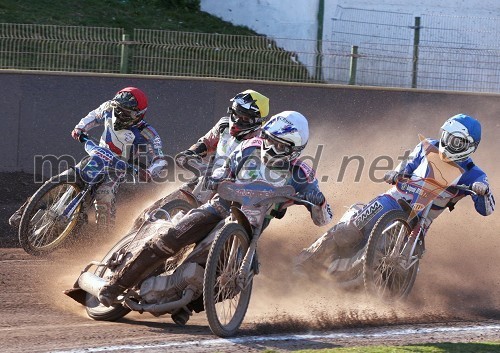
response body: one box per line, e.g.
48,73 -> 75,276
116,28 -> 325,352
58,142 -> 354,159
35,181 -> 184,317
248,101 -> 500,329
44,99 -> 499,329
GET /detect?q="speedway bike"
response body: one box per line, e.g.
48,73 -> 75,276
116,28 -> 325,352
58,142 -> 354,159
65,180 -> 312,337
18,134 -> 139,256
326,175 -> 475,301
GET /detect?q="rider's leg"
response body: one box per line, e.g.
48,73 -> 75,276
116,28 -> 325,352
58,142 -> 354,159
294,221 -> 363,279
94,178 -> 120,229
98,206 -> 222,306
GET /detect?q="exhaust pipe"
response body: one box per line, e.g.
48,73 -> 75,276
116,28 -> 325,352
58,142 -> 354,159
77,272 -> 108,299
125,287 -> 195,315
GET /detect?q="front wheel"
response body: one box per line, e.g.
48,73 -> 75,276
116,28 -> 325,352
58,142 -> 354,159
85,232 -> 136,321
203,222 -> 253,337
363,210 -> 421,301
18,175 -> 85,256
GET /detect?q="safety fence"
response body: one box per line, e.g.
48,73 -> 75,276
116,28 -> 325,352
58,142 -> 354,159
1,21 -> 499,93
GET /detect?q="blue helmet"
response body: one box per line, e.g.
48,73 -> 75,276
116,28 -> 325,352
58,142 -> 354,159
439,114 -> 481,162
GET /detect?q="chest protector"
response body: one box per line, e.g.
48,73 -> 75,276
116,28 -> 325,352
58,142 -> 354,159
235,138 -> 289,187
214,128 -> 244,169
101,117 -> 137,160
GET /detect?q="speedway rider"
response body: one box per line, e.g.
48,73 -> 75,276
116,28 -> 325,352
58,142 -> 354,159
70,87 -> 167,228
176,89 -> 270,170
130,89 -> 270,228
97,111 -> 334,319
295,114 -> 495,275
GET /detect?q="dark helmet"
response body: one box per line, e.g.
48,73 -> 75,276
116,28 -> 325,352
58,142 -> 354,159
111,87 -> 148,130
228,89 -> 270,139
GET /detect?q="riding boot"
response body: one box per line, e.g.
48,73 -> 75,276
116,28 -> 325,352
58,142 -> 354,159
98,242 -> 170,307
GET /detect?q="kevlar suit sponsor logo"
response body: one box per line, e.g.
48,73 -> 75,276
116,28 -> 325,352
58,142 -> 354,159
353,200 -> 383,230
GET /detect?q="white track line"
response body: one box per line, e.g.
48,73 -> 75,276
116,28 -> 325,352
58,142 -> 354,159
52,323 -> 500,353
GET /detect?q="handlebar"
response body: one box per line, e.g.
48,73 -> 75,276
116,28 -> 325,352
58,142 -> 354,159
78,133 -> 91,143
288,195 -> 316,208
77,133 -> 142,178
396,173 -> 476,196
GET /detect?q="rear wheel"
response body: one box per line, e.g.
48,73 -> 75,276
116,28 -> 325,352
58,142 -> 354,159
204,222 -> 252,337
18,175 -> 85,256
86,198 -> 196,320
363,210 -> 421,301
85,232 -> 136,321
157,199 -> 194,220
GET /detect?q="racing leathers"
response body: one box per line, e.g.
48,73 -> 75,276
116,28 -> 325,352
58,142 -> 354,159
295,138 -> 495,275
74,101 -> 166,227
187,116 -> 261,169
131,116 -> 261,230
98,136 -> 333,307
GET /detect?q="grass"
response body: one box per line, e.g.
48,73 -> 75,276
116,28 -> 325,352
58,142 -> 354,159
263,342 -> 500,353
0,0 -> 313,81
0,0 -> 258,35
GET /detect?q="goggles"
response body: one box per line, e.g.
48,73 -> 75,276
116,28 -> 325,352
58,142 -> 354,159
440,130 -> 472,153
113,106 -> 137,123
262,133 -> 293,155
229,109 -> 258,128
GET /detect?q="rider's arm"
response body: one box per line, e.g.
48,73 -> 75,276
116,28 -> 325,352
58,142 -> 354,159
468,171 -> 495,216
74,101 -> 108,133
137,124 -> 167,180
394,141 -> 426,175
291,163 -> 333,227
189,117 -> 229,157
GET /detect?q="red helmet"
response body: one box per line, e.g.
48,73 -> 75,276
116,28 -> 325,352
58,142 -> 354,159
111,87 -> 148,130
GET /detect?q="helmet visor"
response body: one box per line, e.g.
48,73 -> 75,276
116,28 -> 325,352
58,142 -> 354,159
440,130 -> 470,154
262,133 -> 293,156
229,109 -> 258,129
111,102 -> 137,123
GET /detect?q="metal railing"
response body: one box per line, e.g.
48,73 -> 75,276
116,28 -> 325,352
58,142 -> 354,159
0,23 -> 123,73
1,22 -> 499,93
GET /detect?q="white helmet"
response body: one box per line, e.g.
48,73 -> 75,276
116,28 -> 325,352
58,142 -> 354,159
261,111 -> 309,165
439,114 -> 481,162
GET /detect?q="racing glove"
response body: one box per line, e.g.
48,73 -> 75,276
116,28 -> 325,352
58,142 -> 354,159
145,158 -> 168,181
472,181 -> 489,195
303,190 -> 326,206
174,149 -> 200,168
383,170 -> 400,185
71,128 -> 83,141
206,167 -> 229,190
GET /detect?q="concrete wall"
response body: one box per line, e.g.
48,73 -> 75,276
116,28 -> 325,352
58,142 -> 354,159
2,71 -> 499,185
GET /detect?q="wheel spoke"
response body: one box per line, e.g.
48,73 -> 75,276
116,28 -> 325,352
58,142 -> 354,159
214,234 -> 244,325
24,183 -> 81,250
365,211 -> 418,301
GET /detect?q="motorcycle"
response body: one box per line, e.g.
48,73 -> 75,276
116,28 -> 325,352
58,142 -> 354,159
18,134 -> 139,256
127,153 -> 215,233
64,180 -> 312,337
325,175 -> 475,301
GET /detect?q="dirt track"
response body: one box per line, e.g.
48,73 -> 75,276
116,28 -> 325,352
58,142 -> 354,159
1,107 -> 500,351
1,173 -> 499,352
0,246 -> 499,353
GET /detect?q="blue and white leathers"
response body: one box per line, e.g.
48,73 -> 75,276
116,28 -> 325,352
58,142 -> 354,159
388,139 -> 495,220
349,137 -> 494,237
